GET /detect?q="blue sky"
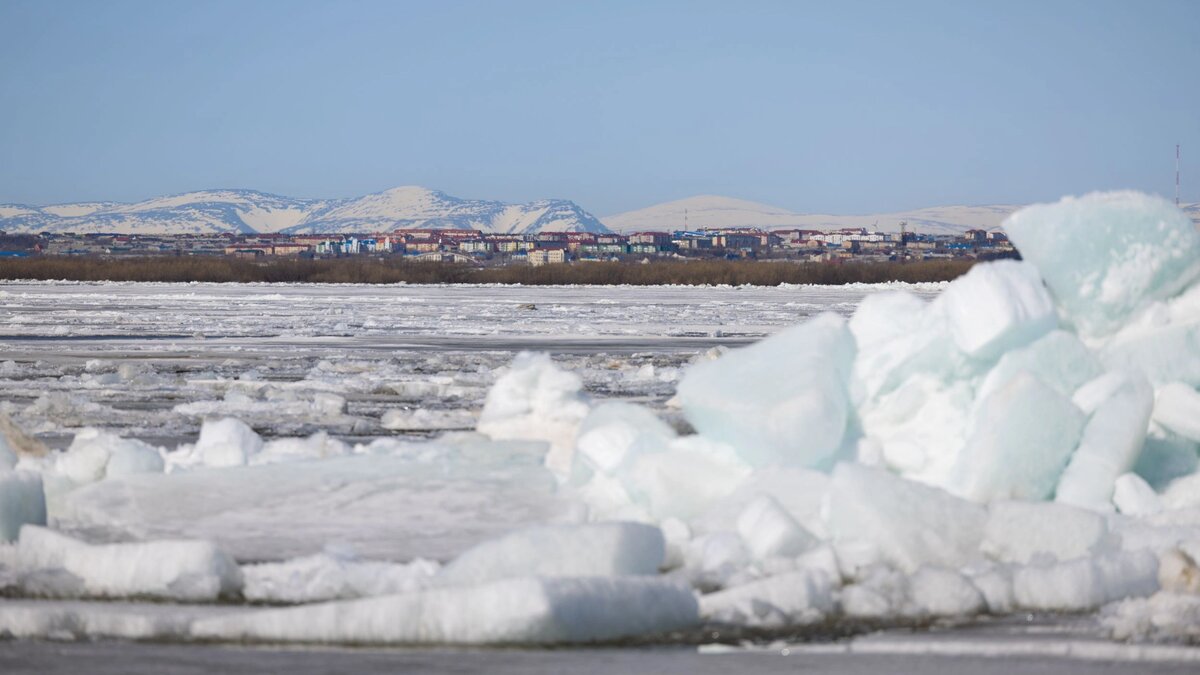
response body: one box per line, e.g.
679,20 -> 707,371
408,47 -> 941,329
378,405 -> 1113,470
1,0 -> 1197,215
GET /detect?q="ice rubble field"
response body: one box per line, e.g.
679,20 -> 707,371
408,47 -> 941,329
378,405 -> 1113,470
0,281 -> 929,445
1,190 -> 1200,648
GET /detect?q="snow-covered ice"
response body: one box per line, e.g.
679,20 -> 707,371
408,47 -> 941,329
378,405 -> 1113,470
2,190 -> 1200,652
951,372 -> 1086,501
190,417 -> 263,468
699,569 -> 835,627
54,428 -> 164,484
1011,549 -> 1160,612
436,522 -> 665,586
1154,382 -> 1200,443
190,576 -> 699,645
675,313 -> 854,468
826,462 -> 986,573
981,501 -> 1113,564
241,551 -> 439,604
9,526 -> 241,602
937,260 -> 1057,360
735,494 -> 820,561
477,352 -> 591,477
1003,190 -> 1200,338
52,438 -> 570,561
1056,372 -> 1154,510
0,471 -> 46,541
1105,591 -> 1200,643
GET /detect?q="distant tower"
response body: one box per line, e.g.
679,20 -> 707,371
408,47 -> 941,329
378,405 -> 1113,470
1177,144 -> 1181,207
684,208 -> 689,231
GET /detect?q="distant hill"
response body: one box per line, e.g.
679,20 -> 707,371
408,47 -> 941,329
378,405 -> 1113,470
604,194 -> 1200,235
602,195 -> 1025,235
0,186 -> 611,236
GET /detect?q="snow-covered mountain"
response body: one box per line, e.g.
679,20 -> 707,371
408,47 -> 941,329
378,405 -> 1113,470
8,188 -> 1195,238
1,190 -> 320,235
0,187 -> 610,236
602,195 -> 1024,235
292,186 -> 607,235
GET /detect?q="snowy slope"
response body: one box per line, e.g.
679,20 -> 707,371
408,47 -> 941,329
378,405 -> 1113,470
602,195 -> 812,233
602,195 -> 1026,235
291,186 -> 609,234
0,204 -> 60,233
0,187 -> 609,236
0,204 -> 47,218
40,202 -> 121,218
0,190 -> 317,236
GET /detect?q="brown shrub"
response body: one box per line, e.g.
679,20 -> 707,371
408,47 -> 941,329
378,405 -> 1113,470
0,256 -> 974,286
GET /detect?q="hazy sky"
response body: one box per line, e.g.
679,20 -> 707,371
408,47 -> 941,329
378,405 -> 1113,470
1,0 -> 1197,215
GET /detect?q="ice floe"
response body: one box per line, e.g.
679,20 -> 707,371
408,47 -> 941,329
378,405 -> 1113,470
435,522 -> 664,586
0,472 -> 46,542
190,576 -> 699,645
6,526 -> 241,602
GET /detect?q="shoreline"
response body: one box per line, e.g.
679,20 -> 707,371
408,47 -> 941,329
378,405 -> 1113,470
0,257 -> 977,286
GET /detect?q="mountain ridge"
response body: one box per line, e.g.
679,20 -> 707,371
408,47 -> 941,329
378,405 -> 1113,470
6,189 -> 1196,238
0,186 -> 610,236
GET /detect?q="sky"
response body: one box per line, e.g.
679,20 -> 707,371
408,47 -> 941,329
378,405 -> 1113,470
1,0 -> 1198,216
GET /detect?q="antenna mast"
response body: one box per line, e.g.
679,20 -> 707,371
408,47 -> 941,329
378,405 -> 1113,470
1177,144 -> 1181,207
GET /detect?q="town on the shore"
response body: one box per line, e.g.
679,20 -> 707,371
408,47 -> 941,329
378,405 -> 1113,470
1,225 -> 1016,264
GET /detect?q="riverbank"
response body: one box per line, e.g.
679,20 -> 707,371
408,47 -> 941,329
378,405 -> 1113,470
0,257 -> 974,286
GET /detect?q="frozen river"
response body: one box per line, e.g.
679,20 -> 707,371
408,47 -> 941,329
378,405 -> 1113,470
0,281 -> 945,561
0,280 -> 944,349
3,279 -> 1199,673
0,280 -> 943,446
4,615 -> 1199,674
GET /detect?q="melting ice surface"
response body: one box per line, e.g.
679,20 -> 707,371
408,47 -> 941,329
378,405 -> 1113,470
2,190 -> 1200,650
